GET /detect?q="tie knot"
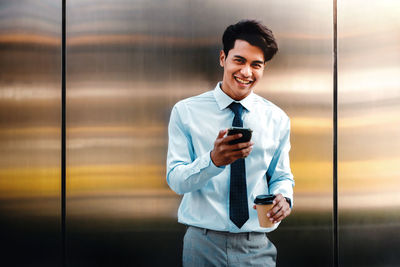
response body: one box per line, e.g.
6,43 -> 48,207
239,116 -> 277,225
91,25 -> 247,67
229,102 -> 243,116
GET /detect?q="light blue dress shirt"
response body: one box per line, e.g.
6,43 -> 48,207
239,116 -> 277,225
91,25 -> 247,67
167,83 -> 294,233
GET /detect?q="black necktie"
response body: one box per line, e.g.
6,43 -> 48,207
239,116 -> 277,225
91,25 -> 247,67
228,102 -> 249,228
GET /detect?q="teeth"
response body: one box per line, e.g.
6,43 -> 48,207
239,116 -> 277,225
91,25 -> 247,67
235,77 -> 252,84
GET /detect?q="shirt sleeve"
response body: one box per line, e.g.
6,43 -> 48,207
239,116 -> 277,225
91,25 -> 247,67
267,115 -> 295,207
166,103 -> 225,195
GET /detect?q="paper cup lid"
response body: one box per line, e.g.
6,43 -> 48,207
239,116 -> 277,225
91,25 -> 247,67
254,194 -> 275,204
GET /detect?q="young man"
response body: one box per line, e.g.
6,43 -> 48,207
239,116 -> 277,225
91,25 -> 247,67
167,20 -> 294,266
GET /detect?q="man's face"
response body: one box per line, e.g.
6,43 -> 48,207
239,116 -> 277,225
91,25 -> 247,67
219,39 -> 265,100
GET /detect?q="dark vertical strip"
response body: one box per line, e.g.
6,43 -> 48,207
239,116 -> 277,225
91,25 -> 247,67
61,0 -> 66,266
333,0 -> 338,266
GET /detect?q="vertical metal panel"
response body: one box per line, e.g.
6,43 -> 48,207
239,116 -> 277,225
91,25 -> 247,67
0,0 -> 61,266
66,0 -> 332,266
338,1 -> 400,266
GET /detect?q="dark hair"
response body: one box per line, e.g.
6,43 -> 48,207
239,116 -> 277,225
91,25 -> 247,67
222,20 -> 278,62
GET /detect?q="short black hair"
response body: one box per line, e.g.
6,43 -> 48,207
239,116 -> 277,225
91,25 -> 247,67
222,20 -> 278,62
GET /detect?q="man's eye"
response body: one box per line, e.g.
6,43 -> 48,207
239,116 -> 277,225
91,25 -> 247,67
235,59 -> 244,63
252,64 -> 262,69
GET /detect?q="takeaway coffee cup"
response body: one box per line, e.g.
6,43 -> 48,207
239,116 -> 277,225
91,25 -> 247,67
254,194 -> 276,228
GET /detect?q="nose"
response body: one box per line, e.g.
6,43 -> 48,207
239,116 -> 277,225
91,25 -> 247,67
240,64 -> 251,77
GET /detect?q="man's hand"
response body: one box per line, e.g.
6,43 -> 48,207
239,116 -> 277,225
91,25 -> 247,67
210,129 -> 254,167
253,193 -> 291,224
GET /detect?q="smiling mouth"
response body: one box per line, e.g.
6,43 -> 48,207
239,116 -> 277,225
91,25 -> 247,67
234,76 -> 253,85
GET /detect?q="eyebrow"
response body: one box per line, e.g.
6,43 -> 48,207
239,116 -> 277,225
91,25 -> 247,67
233,55 -> 264,65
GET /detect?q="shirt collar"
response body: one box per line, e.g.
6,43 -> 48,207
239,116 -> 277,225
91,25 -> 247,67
213,82 -> 255,112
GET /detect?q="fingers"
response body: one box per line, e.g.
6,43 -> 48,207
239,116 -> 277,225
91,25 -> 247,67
224,136 -> 253,151
219,130 -> 253,149
271,212 -> 286,224
266,194 -> 291,223
231,140 -> 254,150
223,133 -> 243,143
220,133 -> 254,157
217,129 -> 228,139
227,145 -> 253,158
273,193 -> 284,205
211,130 -> 254,166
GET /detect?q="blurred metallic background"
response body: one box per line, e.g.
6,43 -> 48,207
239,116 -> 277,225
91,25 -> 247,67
0,0 -> 399,266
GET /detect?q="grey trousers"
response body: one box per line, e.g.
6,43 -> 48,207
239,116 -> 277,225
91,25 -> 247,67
183,226 -> 277,267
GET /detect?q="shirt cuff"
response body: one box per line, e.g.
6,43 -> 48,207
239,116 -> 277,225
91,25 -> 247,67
201,151 -> 225,176
209,151 -> 225,167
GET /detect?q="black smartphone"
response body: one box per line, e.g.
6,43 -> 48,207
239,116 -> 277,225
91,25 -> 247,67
227,127 -> 253,145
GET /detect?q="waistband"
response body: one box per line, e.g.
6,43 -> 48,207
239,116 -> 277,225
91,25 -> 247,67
187,225 -> 266,240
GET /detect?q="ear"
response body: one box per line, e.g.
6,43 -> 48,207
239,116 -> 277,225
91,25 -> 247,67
219,50 -> 226,67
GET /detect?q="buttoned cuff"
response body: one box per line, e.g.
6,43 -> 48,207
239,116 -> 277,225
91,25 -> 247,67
202,151 -> 225,176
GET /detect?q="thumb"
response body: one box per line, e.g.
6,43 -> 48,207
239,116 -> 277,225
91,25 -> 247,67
217,129 -> 227,139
